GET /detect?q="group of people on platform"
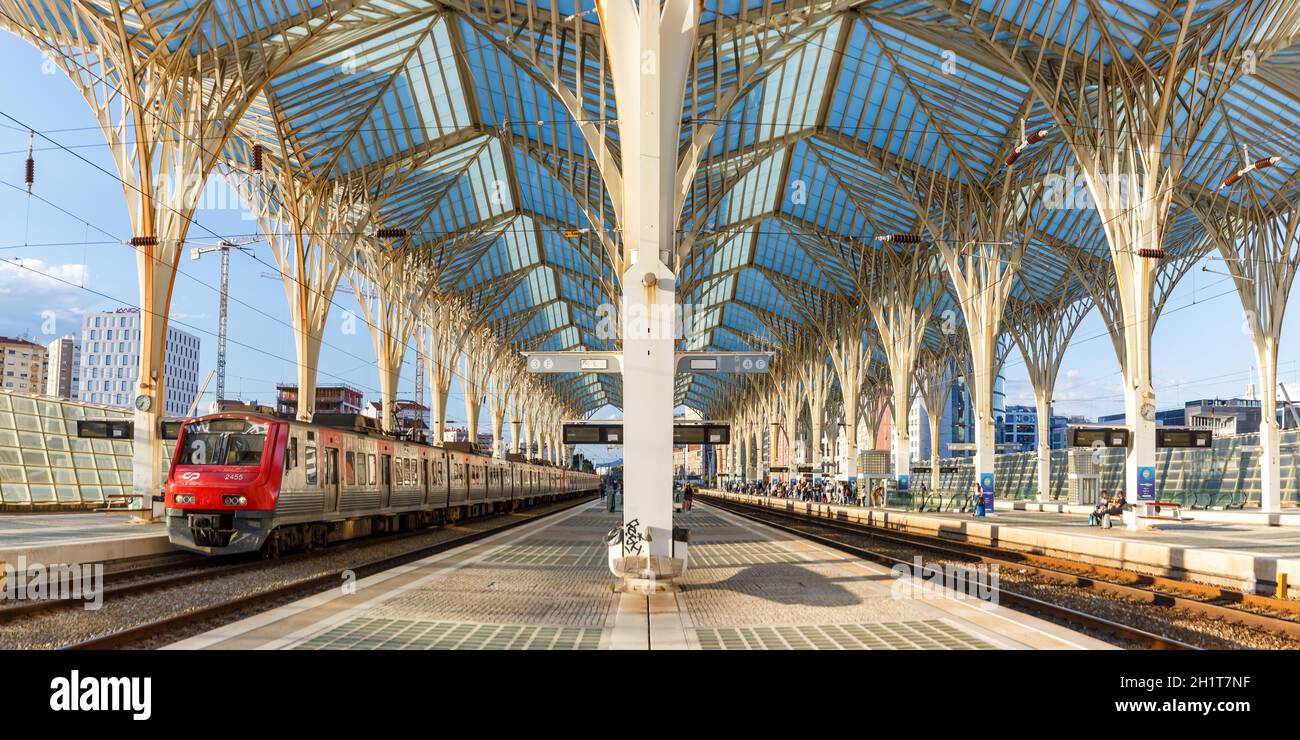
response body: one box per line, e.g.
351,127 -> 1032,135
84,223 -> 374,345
1089,491 -> 1127,528
715,477 -> 1133,528
722,477 -> 865,505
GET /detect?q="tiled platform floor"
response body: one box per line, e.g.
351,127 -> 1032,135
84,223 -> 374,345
0,511 -> 170,568
172,499 -> 1110,650
0,512 -> 164,547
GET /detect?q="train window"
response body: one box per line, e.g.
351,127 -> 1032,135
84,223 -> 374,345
304,445 -> 318,486
452,464 -> 463,484
176,419 -> 268,467
345,451 -> 356,486
369,454 -> 378,487
286,437 -> 298,472
381,454 -> 391,486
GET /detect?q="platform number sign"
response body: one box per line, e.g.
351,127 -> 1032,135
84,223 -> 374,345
1137,466 -> 1156,502
980,473 -> 995,511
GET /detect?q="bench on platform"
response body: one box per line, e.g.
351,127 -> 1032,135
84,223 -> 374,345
1121,501 -> 1190,530
96,493 -> 144,512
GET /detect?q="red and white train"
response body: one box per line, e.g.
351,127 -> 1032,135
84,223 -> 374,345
164,412 -> 599,556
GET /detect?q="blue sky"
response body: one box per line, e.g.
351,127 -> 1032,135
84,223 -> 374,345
2,31 -> 1298,462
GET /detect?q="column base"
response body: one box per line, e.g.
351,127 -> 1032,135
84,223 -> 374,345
610,555 -> 687,593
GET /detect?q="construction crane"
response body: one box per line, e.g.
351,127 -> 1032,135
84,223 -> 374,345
191,236 -> 262,402
415,347 -> 424,409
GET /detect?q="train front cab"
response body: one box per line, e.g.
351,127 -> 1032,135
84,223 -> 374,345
165,416 -> 284,555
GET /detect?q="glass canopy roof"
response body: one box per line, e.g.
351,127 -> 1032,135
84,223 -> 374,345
11,0 -> 1295,415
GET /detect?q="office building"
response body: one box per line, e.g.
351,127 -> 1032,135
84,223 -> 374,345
78,308 -> 201,416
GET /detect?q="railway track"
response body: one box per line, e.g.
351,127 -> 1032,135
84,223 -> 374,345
703,493 -> 1300,649
8,494 -> 595,650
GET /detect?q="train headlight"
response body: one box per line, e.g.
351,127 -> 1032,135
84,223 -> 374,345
222,495 -> 248,507
174,494 -> 195,505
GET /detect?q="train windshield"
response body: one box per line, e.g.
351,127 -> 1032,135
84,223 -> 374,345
176,419 -> 269,467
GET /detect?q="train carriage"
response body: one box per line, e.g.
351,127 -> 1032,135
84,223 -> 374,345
164,412 -> 599,556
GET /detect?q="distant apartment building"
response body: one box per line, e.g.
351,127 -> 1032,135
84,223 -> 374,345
999,404 -> 1071,452
363,400 -> 429,437
275,383 -> 364,418
44,336 -> 80,400
0,335 -> 48,395
78,308 -> 201,416
909,371 -> 1007,459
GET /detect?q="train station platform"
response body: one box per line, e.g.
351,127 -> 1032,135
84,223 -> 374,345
169,499 -> 1110,650
704,491 -> 1300,598
0,512 -> 171,570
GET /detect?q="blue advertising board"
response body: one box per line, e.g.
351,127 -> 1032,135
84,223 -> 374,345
980,473 -> 995,510
1137,466 -> 1156,501
897,474 -> 909,493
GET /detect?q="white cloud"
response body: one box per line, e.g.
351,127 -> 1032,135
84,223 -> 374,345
1065,368 -> 1080,379
0,258 -> 92,338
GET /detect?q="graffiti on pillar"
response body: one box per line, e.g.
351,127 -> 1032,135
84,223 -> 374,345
623,518 -> 643,555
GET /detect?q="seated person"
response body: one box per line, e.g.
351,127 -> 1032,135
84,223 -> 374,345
1089,495 -> 1109,526
1101,493 -> 1127,529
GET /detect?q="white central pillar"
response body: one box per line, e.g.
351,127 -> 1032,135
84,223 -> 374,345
602,0 -> 700,575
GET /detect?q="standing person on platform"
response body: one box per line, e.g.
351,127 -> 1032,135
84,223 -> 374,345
683,483 -> 695,512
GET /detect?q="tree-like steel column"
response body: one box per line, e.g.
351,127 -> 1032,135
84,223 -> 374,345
956,0 -> 1257,500
231,143 -> 368,422
1193,201 -> 1300,513
487,359 -> 525,457
1005,281 -> 1092,503
349,246 -> 432,434
774,360 -> 803,477
0,0 -> 358,514
797,351 -> 834,478
597,0 -> 701,574
460,328 -> 494,446
913,342 -> 957,495
797,297 -> 874,488
863,246 -> 939,487
421,298 -> 473,444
